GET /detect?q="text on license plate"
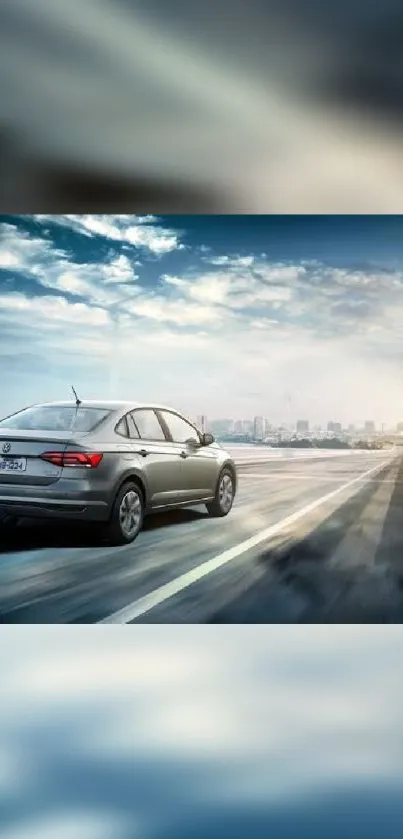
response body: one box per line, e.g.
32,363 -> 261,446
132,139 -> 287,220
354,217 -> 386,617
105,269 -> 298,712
0,457 -> 27,472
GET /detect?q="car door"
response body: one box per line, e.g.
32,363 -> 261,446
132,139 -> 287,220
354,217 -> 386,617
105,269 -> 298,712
127,409 -> 184,508
157,410 -> 218,502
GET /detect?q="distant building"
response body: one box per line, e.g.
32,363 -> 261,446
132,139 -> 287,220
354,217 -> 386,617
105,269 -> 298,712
397,422 -> 403,433
328,421 -> 342,434
253,416 -> 265,440
197,415 -> 208,433
296,419 -> 309,434
264,418 -> 272,435
364,421 -> 375,434
209,419 -> 234,435
234,420 -> 244,434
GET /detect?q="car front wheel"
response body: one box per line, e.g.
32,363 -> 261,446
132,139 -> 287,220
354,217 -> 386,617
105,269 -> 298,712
206,468 -> 235,518
105,481 -> 145,545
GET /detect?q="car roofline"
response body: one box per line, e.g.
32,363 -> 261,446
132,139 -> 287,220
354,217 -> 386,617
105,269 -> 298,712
5,400 -> 192,416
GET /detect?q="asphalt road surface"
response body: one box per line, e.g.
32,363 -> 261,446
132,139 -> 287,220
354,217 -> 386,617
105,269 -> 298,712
1,448 -> 403,623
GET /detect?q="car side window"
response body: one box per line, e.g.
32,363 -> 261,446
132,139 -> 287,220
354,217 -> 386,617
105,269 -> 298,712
115,416 -> 129,437
131,409 -> 166,441
160,411 -> 200,444
126,413 -> 140,439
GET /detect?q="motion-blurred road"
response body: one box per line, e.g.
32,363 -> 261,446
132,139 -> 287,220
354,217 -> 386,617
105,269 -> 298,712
1,448 -> 402,623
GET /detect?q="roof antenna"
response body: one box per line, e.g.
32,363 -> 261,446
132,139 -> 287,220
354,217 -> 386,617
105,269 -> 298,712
71,385 -> 81,407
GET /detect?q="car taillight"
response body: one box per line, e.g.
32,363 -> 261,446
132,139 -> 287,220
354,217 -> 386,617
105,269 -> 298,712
40,452 -> 103,468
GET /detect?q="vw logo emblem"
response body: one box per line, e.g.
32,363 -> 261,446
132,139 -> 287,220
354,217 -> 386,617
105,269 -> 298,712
2,442 -> 11,454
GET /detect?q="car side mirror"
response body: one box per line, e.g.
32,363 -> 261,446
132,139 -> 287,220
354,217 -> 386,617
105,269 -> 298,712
201,432 -> 214,446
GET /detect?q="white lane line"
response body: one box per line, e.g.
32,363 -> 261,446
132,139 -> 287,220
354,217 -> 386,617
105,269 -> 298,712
241,474 -> 400,483
234,454 -> 380,465
232,451 -> 368,460
99,457 -> 393,624
235,459 -> 343,467
240,474 -> 349,481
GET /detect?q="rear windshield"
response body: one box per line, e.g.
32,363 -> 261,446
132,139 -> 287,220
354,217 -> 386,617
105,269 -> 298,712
0,406 -> 111,432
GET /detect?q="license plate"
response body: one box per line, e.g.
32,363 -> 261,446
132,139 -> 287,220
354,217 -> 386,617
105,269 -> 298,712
0,457 -> 27,473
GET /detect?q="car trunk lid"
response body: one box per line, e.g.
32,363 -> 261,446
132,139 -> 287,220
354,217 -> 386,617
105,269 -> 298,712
0,430 -> 87,486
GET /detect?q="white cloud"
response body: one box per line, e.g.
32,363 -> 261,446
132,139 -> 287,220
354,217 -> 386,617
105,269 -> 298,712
162,264 -> 295,311
33,214 -> 183,254
0,250 -> 23,269
329,267 -> 403,290
206,255 -> 256,267
161,275 -> 188,288
44,255 -> 141,304
1,224 -> 141,308
208,255 -> 230,265
0,224 -> 65,269
228,285 -> 293,308
204,256 -> 306,283
102,254 -> 134,284
124,224 -> 180,255
138,329 -> 208,348
256,264 -> 307,283
250,318 -> 282,329
184,274 -> 232,305
126,296 -> 222,326
0,293 -> 110,328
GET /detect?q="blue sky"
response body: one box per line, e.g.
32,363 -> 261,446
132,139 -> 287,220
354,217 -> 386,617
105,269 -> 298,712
2,626 -> 403,838
2,214 -> 403,425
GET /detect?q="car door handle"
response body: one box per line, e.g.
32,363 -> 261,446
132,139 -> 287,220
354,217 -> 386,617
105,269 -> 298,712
180,450 -> 188,458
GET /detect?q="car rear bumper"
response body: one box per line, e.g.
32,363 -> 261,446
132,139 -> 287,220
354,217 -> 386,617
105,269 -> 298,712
0,493 -> 109,523
0,469 -> 115,524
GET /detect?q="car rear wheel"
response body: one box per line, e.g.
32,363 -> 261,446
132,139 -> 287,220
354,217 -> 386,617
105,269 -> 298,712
206,468 -> 235,517
104,481 -> 145,545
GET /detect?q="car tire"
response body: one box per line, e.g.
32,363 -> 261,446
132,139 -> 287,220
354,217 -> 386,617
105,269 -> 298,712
206,468 -> 235,518
104,481 -> 145,545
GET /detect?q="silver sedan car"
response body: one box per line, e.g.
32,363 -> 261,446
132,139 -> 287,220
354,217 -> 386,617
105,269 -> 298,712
0,400 -> 237,544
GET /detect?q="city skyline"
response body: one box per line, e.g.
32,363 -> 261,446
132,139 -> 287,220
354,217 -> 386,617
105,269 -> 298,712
196,415 -> 397,436
2,215 -> 403,424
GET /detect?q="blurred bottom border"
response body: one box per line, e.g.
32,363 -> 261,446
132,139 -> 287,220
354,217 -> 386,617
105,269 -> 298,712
1,625 -> 403,838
